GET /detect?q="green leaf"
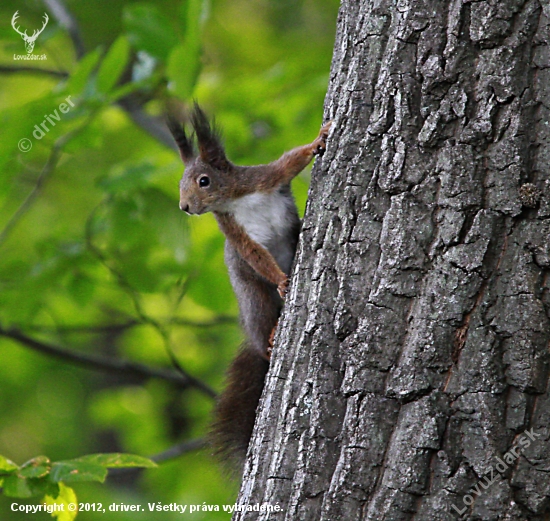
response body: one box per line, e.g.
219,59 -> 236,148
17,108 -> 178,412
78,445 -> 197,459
49,461 -> 107,484
44,483 -> 77,521
1,475 -> 54,498
72,453 -> 157,469
167,0 -> 206,99
96,35 -> 131,95
167,43 -> 201,100
66,48 -> 102,97
19,456 -> 51,479
123,3 -> 178,60
107,80 -> 146,103
182,0 -> 207,46
0,455 -> 18,473
179,0 -> 209,35
2,475 -> 34,497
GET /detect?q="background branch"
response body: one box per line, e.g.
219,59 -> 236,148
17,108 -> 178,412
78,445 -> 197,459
0,117 -> 95,247
0,65 -> 68,78
40,0 -> 177,151
84,210 -> 218,395
117,97 -> 178,151
21,315 -> 237,334
151,438 -> 207,463
108,438 -> 207,477
0,327 -> 216,397
43,0 -> 86,59
0,141 -> 62,246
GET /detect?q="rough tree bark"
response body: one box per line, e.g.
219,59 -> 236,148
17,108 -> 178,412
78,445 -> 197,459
236,1 -> 550,519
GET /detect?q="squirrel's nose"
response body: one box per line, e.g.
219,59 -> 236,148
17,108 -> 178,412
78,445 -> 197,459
180,202 -> 190,213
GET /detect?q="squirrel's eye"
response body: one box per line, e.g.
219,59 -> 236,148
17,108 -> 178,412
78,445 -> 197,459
198,176 -> 210,188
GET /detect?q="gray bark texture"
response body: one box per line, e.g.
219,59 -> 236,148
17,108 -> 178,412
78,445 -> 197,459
235,0 -> 550,519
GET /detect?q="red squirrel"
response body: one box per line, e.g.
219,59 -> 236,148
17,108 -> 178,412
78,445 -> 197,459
167,104 -> 330,469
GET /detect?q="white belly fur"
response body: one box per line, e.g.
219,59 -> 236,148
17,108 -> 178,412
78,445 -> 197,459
227,192 -> 295,249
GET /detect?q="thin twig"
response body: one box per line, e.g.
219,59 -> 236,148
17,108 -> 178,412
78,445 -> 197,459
108,438 -> 207,475
0,65 -> 68,78
21,316 -> 237,334
84,209 -> 219,397
0,143 -> 61,246
151,438 -> 207,463
0,328 -> 217,398
0,116 -> 94,247
118,97 -> 178,151
43,0 -> 85,59
0,31 -> 166,154
30,0 -> 178,153
43,0 -> 177,151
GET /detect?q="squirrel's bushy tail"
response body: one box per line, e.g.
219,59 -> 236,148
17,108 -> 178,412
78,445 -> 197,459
210,345 -> 269,471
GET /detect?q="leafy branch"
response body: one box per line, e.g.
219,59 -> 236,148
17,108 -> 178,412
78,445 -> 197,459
43,0 -> 179,151
43,0 -> 86,59
0,0 -> 218,497
0,118 -> 94,247
0,453 -> 156,520
83,206 -> 218,397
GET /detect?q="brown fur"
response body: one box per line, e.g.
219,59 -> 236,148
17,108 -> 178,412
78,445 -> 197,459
209,346 -> 269,470
214,212 -> 288,297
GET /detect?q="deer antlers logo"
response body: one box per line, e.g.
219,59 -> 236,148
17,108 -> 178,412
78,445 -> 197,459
11,11 -> 49,54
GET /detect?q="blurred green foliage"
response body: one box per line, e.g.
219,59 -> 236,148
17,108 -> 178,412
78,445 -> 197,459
0,0 -> 339,518
2,452 -> 156,520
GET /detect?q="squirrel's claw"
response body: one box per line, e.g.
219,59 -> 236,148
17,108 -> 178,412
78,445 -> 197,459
320,120 -> 332,134
266,326 -> 277,359
312,120 -> 332,156
277,278 -> 289,299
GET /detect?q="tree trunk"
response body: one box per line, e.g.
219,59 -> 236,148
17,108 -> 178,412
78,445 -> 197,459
236,0 -> 550,519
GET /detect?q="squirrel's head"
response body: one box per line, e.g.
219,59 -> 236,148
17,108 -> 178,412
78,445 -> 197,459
168,104 -> 235,215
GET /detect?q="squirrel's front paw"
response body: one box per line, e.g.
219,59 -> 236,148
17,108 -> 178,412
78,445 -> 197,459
313,121 -> 332,156
267,326 -> 277,359
277,278 -> 289,299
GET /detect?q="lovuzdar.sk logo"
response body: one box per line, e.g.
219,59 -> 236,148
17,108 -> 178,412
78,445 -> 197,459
11,10 -> 49,60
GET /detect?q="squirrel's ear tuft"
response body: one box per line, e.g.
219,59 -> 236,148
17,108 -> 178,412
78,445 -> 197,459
167,117 -> 195,164
191,103 -> 229,170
